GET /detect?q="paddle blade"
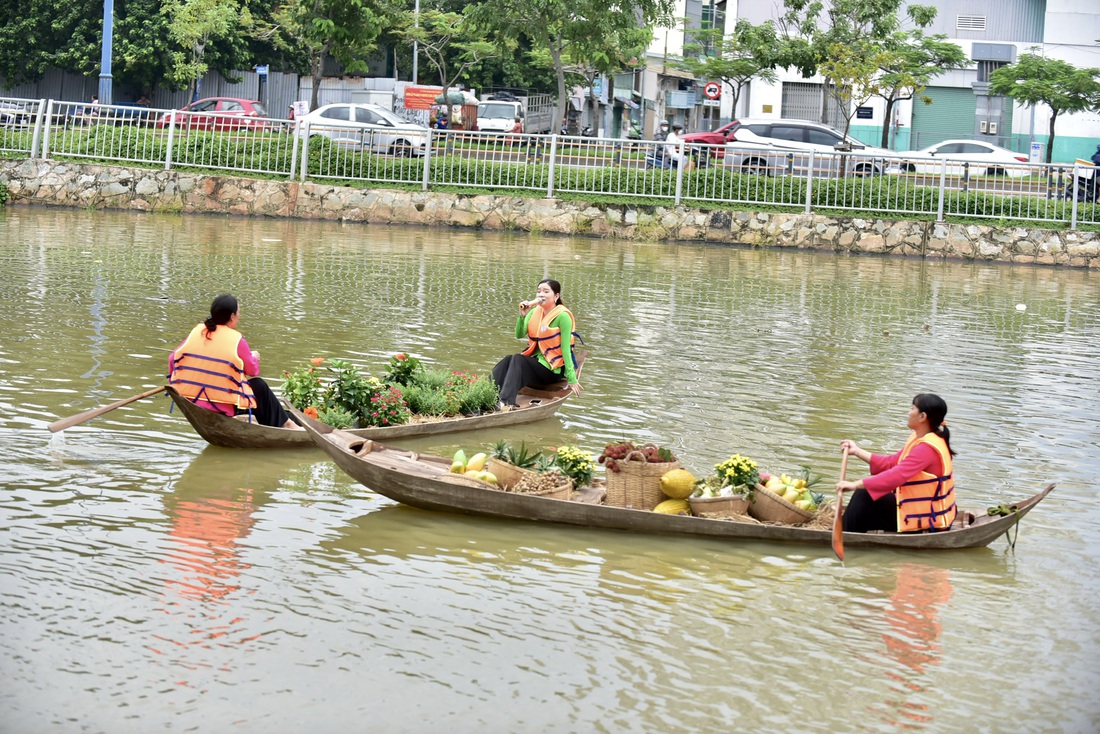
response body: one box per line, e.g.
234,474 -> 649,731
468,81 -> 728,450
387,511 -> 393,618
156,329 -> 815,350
832,447 -> 850,561
48,386 -> 166,432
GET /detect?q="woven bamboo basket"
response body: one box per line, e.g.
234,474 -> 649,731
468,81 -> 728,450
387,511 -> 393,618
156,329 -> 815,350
518,480 -> 574,501
748,483 -> 814,525
605,449 -> 680,510
486,458 -> 536,490
688,494 -> 751,518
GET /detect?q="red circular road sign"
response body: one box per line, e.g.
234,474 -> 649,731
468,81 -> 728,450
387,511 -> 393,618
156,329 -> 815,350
703,82 -> 721,100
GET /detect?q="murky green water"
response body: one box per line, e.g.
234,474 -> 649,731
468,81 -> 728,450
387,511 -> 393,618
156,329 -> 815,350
1,206 -> 1098,733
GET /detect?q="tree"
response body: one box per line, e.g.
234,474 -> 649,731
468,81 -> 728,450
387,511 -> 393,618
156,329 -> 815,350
273,0 -> 398,111
163,0 -> 250,101
472,0 -> 675,133
778,0 -> 934,134
989,52 -> 1100,163
869,30 -> 967,148
397,8 -> 499,95
678,19 -> 779,118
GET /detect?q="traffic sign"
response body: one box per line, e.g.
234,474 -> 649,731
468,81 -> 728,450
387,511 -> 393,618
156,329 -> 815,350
703,82 -> 721,100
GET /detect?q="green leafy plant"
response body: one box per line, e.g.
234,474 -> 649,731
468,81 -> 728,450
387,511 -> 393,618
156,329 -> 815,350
324,359 -> 377,422
283,360 -> 324,411
491,440 -> 542,469
362,384 -> 411,427
384,352 -> 422,386
553,445 -> 596,488
318,405 -> 357,429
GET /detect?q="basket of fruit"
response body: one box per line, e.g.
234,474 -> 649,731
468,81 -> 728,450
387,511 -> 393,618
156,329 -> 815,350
601,442 -> 680,510
487,440 -> 542,490
748,470 -> 823,525
508,469 -> 574,500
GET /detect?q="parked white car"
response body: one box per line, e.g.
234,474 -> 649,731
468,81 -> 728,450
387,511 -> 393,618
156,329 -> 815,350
713,118 -> 894,177
890,140 -> 1032,178
298,103 -> 428,156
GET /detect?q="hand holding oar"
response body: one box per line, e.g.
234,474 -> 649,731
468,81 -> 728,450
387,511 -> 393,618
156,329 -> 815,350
48,386 -> 166,432
833,446 -> 850,561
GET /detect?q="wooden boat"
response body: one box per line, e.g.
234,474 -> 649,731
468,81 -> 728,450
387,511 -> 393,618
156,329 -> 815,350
167,350 -> 585,449
292,411 -> 1054,551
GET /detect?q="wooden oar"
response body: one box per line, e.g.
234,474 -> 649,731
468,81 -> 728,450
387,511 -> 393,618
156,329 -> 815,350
833,446 -> 850,561
48,386 -> 166,433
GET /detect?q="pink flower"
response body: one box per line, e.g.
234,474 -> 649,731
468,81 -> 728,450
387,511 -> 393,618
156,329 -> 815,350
396,353 -> 407,361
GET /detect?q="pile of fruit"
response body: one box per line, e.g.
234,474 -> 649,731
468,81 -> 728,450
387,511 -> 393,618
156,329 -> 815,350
761,471 -> 822,513
598,442 -> 677,473
450,449 -> 497,485
513,469 -> 572,495
651,468 -> 697,515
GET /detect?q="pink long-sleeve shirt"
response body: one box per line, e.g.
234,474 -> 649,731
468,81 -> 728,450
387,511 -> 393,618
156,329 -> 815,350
862,442 -> 943,501
169,333 -> 259,416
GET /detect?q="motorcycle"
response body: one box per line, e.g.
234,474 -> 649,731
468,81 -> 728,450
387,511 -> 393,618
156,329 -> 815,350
644,143 -> 708,170
1062,168 -> 1097,203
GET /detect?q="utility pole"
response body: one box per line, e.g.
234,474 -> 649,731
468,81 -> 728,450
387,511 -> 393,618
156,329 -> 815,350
412,0 -> 420,84
98,0 -> 115,103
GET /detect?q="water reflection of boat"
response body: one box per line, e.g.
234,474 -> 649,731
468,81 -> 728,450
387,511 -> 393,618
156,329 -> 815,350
160,448 -> 281,601
166,352 -> 584,449
294,413 -> 1055,552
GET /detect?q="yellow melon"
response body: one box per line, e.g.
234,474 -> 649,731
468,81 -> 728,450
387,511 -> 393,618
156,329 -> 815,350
659,469 -> 697,499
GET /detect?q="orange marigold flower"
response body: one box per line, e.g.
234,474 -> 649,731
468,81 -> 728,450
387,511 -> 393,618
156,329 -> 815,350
304,406 -> 319,419
310,357 -> 325,366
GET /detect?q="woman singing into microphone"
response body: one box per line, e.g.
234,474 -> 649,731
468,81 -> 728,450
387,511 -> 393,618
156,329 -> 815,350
491,279 -> 582,410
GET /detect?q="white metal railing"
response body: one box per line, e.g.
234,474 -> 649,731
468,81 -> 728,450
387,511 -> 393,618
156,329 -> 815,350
3,96 -> 1096,229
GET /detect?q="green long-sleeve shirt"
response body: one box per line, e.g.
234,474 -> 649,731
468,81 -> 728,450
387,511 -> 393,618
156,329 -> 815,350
516,309 -> 578,384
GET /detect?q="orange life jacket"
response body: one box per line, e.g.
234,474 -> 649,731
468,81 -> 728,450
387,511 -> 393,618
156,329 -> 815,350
895,432 -> 956,532
520,304 -> 577,370
170,323 -> 257,410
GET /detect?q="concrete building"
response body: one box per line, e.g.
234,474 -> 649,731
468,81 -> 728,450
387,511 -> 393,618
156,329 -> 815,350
632,0 -> 1099,162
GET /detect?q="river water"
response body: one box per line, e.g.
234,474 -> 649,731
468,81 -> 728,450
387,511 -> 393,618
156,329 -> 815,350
1,206 -> 1097,733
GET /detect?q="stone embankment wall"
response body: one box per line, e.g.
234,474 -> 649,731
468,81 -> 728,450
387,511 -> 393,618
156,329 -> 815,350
2,159 -> 1097,269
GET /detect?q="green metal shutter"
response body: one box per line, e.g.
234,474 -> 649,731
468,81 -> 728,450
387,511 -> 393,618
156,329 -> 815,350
909,87 -> 975,150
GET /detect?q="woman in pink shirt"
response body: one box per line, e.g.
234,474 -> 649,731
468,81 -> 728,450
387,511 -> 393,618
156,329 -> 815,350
836,394 -> 957,533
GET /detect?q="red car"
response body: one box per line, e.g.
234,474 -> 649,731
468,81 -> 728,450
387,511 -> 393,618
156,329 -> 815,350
155,97 -> 271,132
680,121 -> 739,159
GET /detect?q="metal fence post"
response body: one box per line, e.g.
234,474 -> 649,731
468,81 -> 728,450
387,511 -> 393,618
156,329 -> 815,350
30,98 -> 46,159
1070,162 -> 1079,231
299,122 -> 310,181
674,140 -> 685,205
804,150 -> 815,214
547,135 -> 558,198
936,158 -> 947,222
422,128 -> 432,191
164,114 -> 176,170
40,99 -> 55,159
289,120 -> 300,180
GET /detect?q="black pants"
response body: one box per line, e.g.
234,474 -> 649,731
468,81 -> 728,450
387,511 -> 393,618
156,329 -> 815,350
491,353 -> 561,407
236,377 -> 292,427
843,489 -> 897,533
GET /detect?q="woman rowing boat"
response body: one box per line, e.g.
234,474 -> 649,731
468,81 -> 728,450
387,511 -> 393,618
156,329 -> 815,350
168,294 -> 299,429
836,393 -> 957,533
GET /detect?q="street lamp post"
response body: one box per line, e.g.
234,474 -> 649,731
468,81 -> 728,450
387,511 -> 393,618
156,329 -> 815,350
98,0 -> 115,104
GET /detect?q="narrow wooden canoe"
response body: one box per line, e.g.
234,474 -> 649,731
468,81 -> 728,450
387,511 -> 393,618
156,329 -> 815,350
292,410 -> 1054,551
168,350 -> 585,449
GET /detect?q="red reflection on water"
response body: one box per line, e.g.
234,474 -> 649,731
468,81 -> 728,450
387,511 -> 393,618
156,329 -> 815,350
874,563 -> 954,729
149,484 -> 262,674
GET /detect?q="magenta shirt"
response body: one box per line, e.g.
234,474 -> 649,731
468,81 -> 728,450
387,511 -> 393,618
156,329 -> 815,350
862,443 -> 943,501
169,333 -> 259,416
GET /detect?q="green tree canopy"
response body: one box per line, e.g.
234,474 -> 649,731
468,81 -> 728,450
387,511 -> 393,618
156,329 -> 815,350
472,0 -> 674,132
989,52 -> 1100,163
678,19 -> 780,117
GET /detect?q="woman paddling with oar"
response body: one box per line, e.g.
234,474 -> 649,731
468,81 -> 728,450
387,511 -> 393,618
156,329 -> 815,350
835,393 -> 957,533
168,294 -> 299,430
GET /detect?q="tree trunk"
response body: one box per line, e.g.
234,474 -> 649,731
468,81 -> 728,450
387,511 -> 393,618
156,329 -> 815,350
549,40 -> 568,135
1046,109 -> 1059,164
881,97 -> 896,148
310,53 -> 323,112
